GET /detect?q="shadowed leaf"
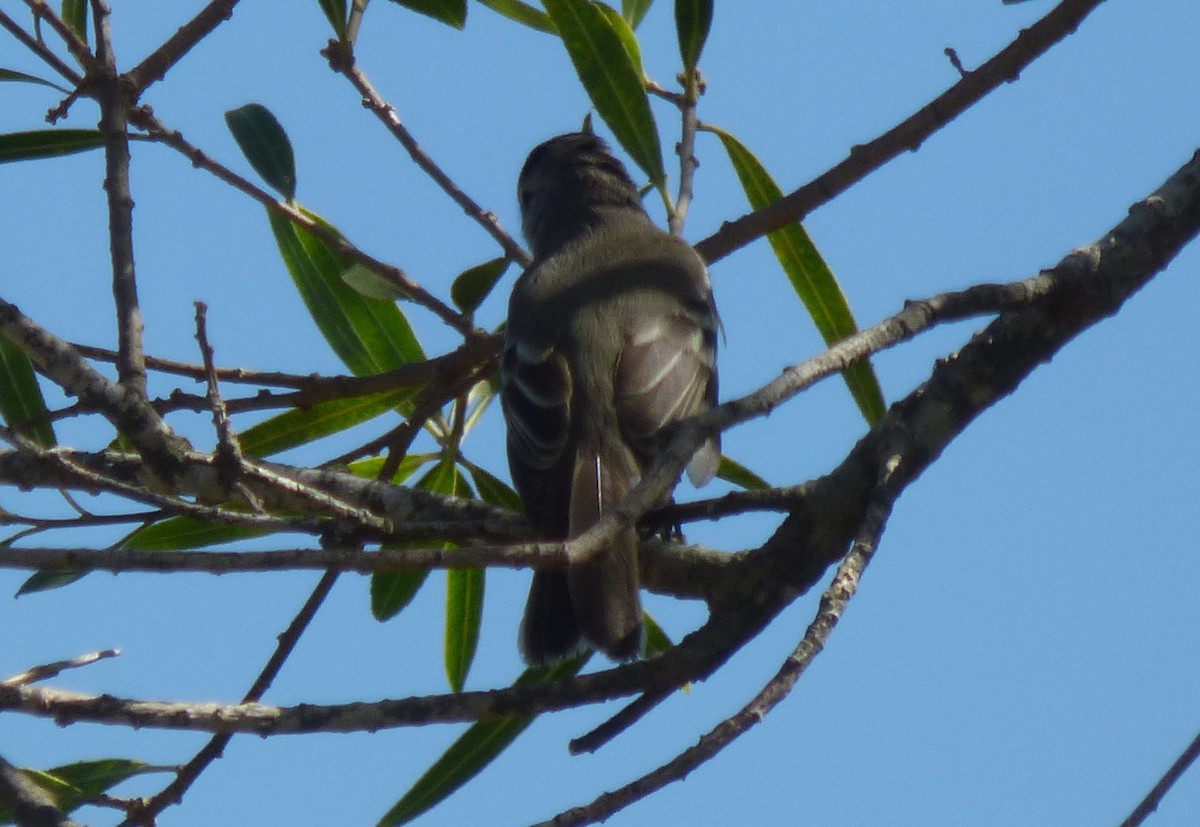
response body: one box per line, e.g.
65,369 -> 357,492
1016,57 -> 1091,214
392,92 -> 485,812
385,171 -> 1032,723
386,0 -> 467,28
225,103 -> 298,201
0,130 -> 103,163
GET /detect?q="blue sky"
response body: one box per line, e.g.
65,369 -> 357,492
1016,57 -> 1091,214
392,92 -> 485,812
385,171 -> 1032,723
2,1 -> 1199,825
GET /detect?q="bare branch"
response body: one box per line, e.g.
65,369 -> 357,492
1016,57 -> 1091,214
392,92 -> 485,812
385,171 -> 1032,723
2,650 -> 121,687
321,45 -> 531,267
1119,730 -> 1200,827
694,0 -> 1107,264
125,0 -> 242,94
0,9 -> 82,85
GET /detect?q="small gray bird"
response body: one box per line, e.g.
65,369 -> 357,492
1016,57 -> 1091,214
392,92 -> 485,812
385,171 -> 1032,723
501,132 -> 720,664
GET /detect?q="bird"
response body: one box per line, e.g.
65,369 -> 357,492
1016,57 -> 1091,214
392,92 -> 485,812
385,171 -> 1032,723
501,132 -> 720,664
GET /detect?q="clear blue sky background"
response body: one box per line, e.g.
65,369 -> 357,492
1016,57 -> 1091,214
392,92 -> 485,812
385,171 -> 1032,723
2,1 -> 1199,825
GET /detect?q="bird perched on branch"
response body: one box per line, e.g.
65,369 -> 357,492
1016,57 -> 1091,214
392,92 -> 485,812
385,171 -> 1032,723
501,132 -> 720,664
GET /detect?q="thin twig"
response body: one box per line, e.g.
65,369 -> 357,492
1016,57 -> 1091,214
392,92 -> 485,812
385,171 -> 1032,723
322,45 -> 530,267
1118,730 -> 1200,827
694,0 -> 1107,264
0,9 -> 82,85
669,69 -> 703,236
2,649 -> 121,687
125,0 -> 242,93
123,570 -> 340,826
91,0 -> 149,399
537,491 -> 894,826
21,0 -> 96,73
129,106 -> 475,336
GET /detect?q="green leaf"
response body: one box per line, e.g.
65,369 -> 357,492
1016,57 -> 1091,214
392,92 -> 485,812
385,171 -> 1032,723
341,263 -> 410,302
450,257 -> 509,315
123,515 -> 269,551
475,0 -> 555,32
621,0 -> 653,28
446,565 -> 484,692
386,0 -> 467,28
317,0 -> 349,37
0,130 -> 104,164
674,0 -> 712,72
225,103 -> 298,201
642,611 -> 672,656
711,127 -> 887,425
461,460 -> 522,512
0,332 -> 55,447
369,453 -> 439,621
716,454 -> 770,490
594,2 -> 646,80
15,568 -> 86,596
0,759 -> 159,822
239,390 -> 411,458
0,68 -> 71,94
378,651 -> 590,826
411,461 -> 485,692
371,566 -> 430,621
543,0 -> 664,186
61,0 -> 88,43
267,209 -> 425,378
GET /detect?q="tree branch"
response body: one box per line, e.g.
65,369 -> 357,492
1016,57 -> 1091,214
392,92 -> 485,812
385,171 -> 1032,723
694,0 -> 1107,264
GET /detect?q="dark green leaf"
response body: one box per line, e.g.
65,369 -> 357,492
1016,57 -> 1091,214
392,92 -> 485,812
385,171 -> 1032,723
0,68 -> 71,94
716,454 -> 770,490
0,332 -> 55,447
267,209 -> 425,378
413,461 -> 484,692
370,453 -> 439,621
475,0 -> 555,32
445,565 -> 484,692
61,0 -> 88,43
462,460 -> 522,512
621,0 -> 653,28
15,568 -> 86,596
123,515 -> 268,551
378,651 -> 590,826
543,0 -> 664,186
371,567 -> 430,621
711,127 -> 886,424
0,130 -> 103,164
594,2 -> 646,80
225,103 -> 298,201
450,257 -> 509,315
239,390 -> 411,458
317,0 -> 349,37
674,0 -> 712,72
0,759 -> 159,822
386,0 -> 467,28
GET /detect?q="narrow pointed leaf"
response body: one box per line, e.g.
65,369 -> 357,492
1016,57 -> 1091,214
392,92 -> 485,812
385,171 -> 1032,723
239,390 -> 411,457
386,0 -> 467,28
621,0 -> 653,28
543,0 -> 664,186
378,651 -> 591,826
124,515 -> 269,551
43,759 -> 158,813
711,127 -> 886,424
642,611 -> 672,656
370,453 -> 440,621
267,209 -> 424,379
0,130 -> 103,163
341,263 -> 410,301
415,461 -> 484,692
0,68 -> 71,94
462,461 -> 522,511
317,0 -> 349,37
475,0 -> 555,32
0,333 -> 55,447
225,103 -> 298,201
61,0 -> 88,43
15,568 -> 86,596
450,257 -> 509,315
716,454 -> 770,490
674,0 -> 712,72
594,2 -> 646,80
